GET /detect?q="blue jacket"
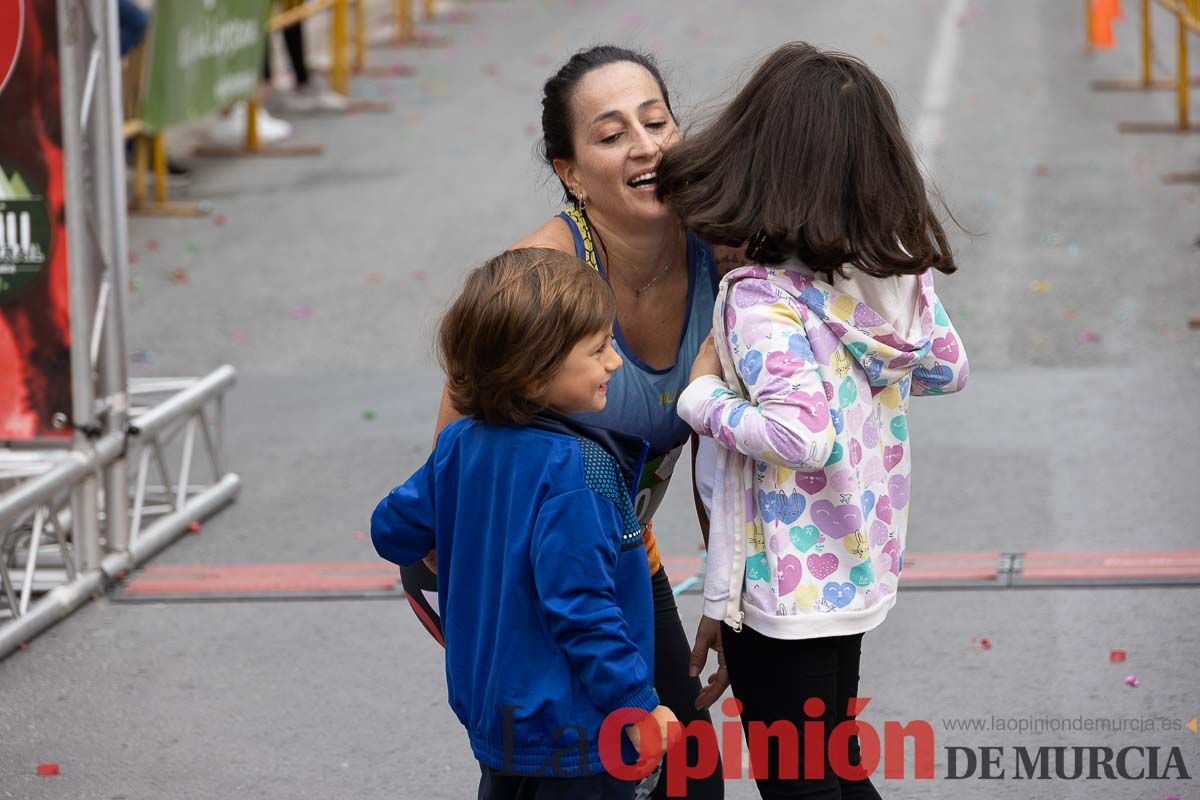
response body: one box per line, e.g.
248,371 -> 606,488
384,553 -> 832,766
371,412 -> 658,777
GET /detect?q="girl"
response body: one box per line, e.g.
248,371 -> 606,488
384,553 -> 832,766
656,43 -> 969,798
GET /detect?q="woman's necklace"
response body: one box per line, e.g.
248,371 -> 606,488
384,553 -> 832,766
609,257 -> 675,298
596,228 -> 682,300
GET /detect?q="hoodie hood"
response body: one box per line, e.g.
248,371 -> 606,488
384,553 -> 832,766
756,259 -> 950,389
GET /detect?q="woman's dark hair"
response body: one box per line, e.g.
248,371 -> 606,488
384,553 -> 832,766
656,42 -> 957,279
438,248 -> 616,426
541,45 -> 674,203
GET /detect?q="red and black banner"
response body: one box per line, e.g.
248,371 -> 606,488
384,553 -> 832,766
0,0 -> 72,440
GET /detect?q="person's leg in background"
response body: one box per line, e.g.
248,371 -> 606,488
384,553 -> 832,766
649,567 -> 724,800
116,0 -> 149,57
721,624 -> 843,800
270,20 -> 349,113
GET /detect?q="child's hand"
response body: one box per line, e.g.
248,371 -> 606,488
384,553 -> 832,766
625,705 -> 680,764
689,335 -> 722,383
421,549 -> 437,575
689,616 -> 730,709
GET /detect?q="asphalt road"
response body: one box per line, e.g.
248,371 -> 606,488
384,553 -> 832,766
1,1 -> 1198,798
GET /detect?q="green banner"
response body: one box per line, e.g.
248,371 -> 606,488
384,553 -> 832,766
140,0 -> 272,133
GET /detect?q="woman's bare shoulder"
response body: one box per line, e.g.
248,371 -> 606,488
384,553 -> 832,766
509,216 -> 576,253
712,244 -> 749,276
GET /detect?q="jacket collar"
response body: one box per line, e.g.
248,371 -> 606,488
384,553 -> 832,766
529,409 -> 650,497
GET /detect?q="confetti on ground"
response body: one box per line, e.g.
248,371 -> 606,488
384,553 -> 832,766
362,410 -> 377,421
186,521 -> 202,534
36,764 -> 59,777
171,268 -> 190,285
1063,308 -> 1079,321
212,213 -> 228,227
354,531 -> 366,541
1077,331 -> 1101,345
130,350 -> 156,364
534,53 -> 553,66
484,64 -> 501,78
186,242 -> 200,254
1034,164 -> 1050,177
291,306 -> 315,319
199,200 -> 214,213
1124,675 -> 1140,688
1110,649 -> 1127,662
146,239 -> 160,251
130,277 -> 143,292
366,272 -> 383,284
1067,243 -> 1080,257
971,636 -> 992,650
1029,280 -> 1053,293
231,331 -> 248,344
129,252 -> 139,265
412,269 -> 427,282
525,123 -> 539,136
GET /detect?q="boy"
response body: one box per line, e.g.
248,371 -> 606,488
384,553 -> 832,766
371,248 -> 676,799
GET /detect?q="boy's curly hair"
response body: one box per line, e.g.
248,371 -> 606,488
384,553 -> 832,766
439,248 -> 616,426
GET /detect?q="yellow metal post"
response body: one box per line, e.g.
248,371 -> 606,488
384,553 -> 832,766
424,0 -> 434,22
152,133 -> 167,204
246,99 -> 260,152
353,0 -> 366,73
395,0 -> 412,42
133,135 -> 148,209
332,0 -> 350,95
1141,0 -> 1153,86
1178,9 -> 1190,129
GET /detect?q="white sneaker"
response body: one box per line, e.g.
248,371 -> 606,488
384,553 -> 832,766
205,102 -> 293,147
254,106 -> 293,142
273,85 -> 350,114
302,86 -> 350,112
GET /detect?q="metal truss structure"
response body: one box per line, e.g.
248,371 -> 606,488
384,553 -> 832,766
0,0 -> 240,659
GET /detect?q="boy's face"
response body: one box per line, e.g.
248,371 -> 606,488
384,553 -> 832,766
542,329 -> 622,415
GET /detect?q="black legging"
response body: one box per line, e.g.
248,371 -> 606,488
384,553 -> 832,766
720,625 -> 882,800
262,21 -> 309,87
399,561 -> 725,799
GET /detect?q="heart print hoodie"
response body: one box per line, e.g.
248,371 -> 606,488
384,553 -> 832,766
677,260 -> 968,639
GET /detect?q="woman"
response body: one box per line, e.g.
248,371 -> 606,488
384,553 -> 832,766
402,46 -> 734,798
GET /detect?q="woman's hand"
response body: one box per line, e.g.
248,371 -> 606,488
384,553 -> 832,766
689,616 -> 730,709
689,335 -> 722,384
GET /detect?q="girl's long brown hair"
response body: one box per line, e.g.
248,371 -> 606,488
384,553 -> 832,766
656,42 -> 958,280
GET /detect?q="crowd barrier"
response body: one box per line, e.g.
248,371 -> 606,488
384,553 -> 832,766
1087,0 -> 1200,181
126,0 -> 435,214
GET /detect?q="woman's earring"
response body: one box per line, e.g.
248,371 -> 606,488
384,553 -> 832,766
574,193 -> 587,211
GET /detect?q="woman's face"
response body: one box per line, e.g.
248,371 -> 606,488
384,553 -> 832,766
556,61 -> 680,226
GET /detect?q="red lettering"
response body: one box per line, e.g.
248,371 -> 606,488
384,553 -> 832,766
598,707 -> 660,781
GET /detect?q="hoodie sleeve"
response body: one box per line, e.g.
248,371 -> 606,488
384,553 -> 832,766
370,454 -> 437,568
678,278 -> 836,472
910,293 -> 969,397
530,489 -> 659,716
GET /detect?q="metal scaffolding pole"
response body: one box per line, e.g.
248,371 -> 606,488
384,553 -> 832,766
93,0 -> 132,553
56,0 -> 103,572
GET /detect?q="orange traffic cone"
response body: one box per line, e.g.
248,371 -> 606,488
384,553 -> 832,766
1090,0 -> 1116,49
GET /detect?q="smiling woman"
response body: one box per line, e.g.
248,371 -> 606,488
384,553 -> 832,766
396,45 -> 731,800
